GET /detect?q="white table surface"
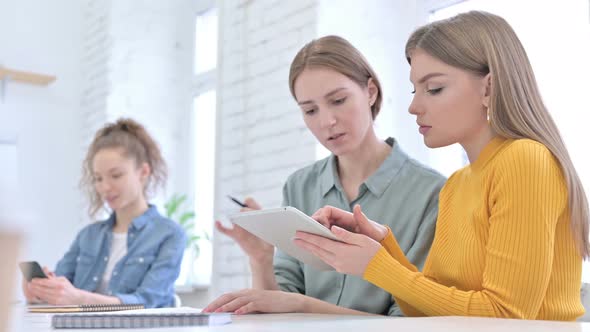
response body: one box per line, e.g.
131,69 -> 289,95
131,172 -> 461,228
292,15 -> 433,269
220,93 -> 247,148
9,306 -> 590,332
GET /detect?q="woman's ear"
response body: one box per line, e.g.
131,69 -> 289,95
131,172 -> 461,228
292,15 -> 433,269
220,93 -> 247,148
367,78 -> 378,106
482,73 -> 492,109
139,162 -> 151,183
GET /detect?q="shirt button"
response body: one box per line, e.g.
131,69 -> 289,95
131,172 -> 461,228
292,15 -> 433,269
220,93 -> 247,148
113,271 -> 118,276
93,276 -> 98,282
76,256 -> 80,262
104,256 -> 108,261
138,257 -> 144,263
130,234 -> 134,238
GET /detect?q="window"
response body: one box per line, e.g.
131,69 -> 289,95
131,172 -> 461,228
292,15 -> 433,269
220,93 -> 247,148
176,5 -> 218,288
429,0 -> 590,279
194,8 -> 218,75
191,90 -> 216,285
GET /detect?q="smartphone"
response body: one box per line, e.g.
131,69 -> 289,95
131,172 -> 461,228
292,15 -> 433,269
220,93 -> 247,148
19,261 -> 48,282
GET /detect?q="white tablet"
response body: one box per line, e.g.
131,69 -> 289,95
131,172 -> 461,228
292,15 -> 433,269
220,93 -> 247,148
229,206 -> 339,271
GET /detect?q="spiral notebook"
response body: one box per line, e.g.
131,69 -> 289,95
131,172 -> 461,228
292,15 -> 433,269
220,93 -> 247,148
28,303 -> 144,313
51,308 -> 231,329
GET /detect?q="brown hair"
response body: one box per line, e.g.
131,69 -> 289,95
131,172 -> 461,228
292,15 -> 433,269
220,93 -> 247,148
289,35 -> 383,119
81,118 -> 167,217
406,11 -> 589,258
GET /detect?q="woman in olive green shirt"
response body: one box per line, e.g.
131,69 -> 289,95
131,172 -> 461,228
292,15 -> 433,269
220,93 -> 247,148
203,36 -> 445,316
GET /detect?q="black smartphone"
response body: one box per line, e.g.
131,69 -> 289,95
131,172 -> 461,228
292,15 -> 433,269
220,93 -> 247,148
19,261 -> 48,282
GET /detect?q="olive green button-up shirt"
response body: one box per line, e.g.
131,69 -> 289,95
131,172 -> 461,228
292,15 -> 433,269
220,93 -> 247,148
275,138 -> 446,316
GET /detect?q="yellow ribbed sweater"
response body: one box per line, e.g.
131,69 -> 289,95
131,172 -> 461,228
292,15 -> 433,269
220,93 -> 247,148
363,137 -> 584,320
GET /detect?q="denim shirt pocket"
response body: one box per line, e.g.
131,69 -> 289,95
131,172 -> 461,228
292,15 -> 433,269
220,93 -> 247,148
120,254 -> 157,291
73,252 -> 97,287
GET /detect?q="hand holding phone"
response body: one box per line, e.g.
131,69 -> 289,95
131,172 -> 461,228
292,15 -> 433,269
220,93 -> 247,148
19,261 -> 48,282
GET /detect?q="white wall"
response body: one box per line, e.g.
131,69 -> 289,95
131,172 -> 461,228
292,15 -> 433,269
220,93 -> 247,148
317,0 -> 430,162
0,0 -> 86,274
78,0 -> 196,210
211,0 -> 320,297
103,0 -> 195,205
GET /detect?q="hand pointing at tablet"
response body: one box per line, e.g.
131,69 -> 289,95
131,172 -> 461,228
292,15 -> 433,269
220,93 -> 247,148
311,205 -> 388,242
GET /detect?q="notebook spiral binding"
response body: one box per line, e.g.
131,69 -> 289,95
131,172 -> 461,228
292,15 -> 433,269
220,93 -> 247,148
77,304 -> 145,312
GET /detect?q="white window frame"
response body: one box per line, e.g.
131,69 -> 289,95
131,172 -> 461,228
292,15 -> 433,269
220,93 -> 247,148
176,0 -> 219,291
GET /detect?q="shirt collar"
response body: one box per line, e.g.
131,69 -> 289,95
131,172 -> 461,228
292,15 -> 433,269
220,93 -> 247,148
470,136 -> 508,171
320,137 -> 408,198
320,154 -> 340,197
105,204 -> 158,230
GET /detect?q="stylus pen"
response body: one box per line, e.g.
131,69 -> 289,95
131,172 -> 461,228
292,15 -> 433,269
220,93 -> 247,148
227,195 -> 248,208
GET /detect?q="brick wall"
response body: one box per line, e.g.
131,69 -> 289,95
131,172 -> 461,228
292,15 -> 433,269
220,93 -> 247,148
80,0 -> 195,209
79,0 -> 111,223
211,0 -> 319,296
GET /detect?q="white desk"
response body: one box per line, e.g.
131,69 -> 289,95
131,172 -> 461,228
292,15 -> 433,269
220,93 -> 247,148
10,307 -> 590,332
234,314 -> 589,332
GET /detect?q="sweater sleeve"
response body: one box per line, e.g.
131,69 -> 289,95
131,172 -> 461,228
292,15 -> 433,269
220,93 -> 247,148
380,228 -> 418,272
376,230 -> 429,317
364,142 -> 568,318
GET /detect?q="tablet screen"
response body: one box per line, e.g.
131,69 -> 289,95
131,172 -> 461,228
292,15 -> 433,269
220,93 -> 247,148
229,206 -> 338,270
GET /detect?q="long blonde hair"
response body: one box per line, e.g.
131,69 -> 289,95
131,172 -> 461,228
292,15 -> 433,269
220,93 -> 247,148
81,118 -> 168,217
289,35 -> 383,119
406,11 -> 590,258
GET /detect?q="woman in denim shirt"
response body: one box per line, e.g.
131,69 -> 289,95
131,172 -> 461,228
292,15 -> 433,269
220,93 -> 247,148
23,118 -> 186,308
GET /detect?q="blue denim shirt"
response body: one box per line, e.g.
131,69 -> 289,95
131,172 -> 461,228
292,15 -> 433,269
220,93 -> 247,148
55,205 -> 186,308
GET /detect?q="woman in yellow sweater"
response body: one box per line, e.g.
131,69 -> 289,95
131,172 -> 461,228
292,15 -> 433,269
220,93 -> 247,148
294,11 -> 589,321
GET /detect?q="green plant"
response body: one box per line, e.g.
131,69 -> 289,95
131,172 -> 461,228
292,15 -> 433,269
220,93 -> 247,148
164,194 -> 209,258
